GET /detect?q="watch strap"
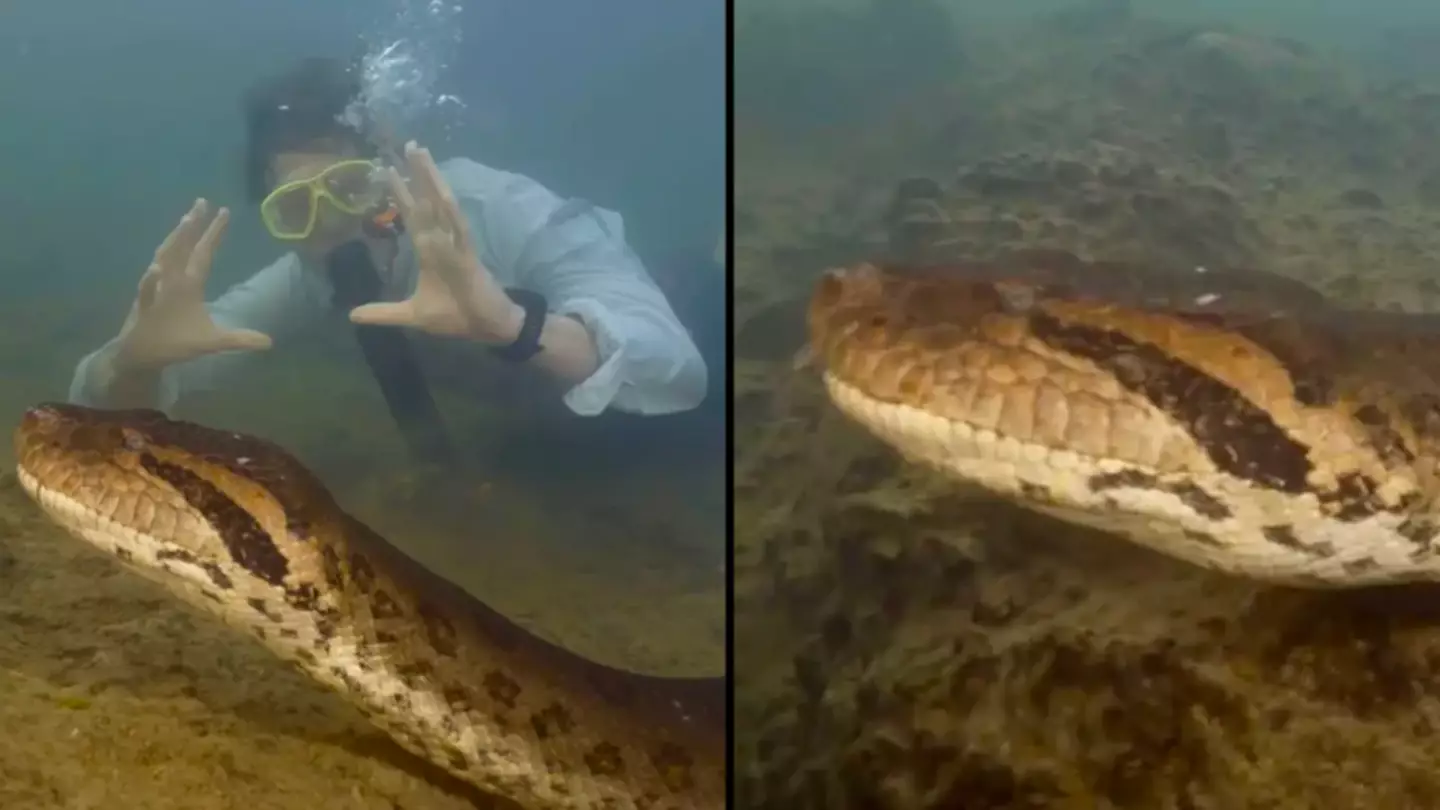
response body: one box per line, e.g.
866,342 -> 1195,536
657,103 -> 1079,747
491,287 -> 547,363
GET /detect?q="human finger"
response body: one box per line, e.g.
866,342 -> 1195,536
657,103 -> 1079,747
398,141 -> 446,228
154,199 -> 210,275
185,207 -> 230,284
405,141 -> 442,199
407,142 -> 476,255
136,266 -> 162,312
348,299 -> 418,329
408,145 -> 453,216
385,166 -> 419,224
417,146 -> 478,254
210,327 -> 274,353
404,143 -> 447,213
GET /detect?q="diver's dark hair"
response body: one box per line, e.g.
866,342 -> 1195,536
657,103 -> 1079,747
242,57 -> 375,202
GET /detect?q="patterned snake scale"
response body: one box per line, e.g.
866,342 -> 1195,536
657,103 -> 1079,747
12,404 -> 725,809
807,249 -> 1440,587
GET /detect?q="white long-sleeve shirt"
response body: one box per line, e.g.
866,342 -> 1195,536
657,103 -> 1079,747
69,158 -> 708,416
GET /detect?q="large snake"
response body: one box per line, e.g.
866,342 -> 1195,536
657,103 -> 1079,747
807,250 -> 1440,586
12,404 -> 725,809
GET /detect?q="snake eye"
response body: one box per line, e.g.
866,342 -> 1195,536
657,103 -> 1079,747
121,430 -> 147,451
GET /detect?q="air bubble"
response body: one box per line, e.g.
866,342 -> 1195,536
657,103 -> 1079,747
343,0 -> 467,149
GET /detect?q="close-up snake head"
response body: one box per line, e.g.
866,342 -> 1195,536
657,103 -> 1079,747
804,259 -> 1440,586
14,403 -> 328,605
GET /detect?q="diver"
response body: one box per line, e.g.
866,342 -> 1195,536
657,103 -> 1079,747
67,57 -> 709,439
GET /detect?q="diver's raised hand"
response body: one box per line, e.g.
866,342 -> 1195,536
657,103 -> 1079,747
112,199 -> 273,371
347,142 -> 524,343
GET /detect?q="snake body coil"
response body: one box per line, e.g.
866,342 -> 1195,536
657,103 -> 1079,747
13,404 -> 724,809
807,252 -> 1440,586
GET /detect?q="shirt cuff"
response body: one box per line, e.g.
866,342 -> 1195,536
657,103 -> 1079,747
554,297 -> 628,416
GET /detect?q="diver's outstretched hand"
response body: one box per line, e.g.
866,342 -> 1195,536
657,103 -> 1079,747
112,199 -> 273,371
347,141 -> 524,344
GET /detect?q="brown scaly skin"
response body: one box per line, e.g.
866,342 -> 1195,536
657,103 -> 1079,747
729,252 -> 1440,807
807,252 -> 1440,585
13,404 -> 725,810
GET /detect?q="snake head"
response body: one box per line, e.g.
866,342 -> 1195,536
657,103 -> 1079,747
15,403 -> 168,488
15,403 -> 330,594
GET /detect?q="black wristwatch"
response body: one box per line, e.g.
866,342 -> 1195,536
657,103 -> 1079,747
491,288 -> 548,363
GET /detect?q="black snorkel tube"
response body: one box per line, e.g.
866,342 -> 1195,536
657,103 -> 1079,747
325,234 -> 457,469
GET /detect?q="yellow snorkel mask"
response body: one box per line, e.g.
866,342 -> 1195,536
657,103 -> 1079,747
259,159 -> 394,241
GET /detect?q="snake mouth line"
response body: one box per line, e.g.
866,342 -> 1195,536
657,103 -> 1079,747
823,352 -> 1428,587
17,468 -> 243,604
